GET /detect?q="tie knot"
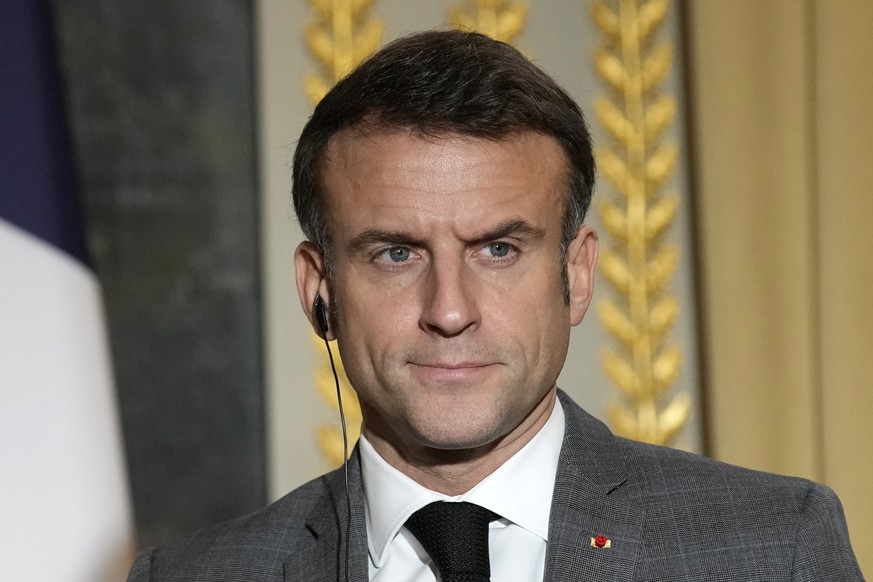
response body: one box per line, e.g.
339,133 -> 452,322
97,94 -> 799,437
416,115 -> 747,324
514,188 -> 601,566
405,501 -> 500,582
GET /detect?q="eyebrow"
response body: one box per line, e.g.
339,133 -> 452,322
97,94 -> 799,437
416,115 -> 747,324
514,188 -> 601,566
346,218 -> 546,254
347,228 -> 426,254
468,218 -> 546,247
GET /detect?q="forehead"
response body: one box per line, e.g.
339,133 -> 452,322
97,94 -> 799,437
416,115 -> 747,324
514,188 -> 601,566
323,127 -> 566,170
320,130 -> 569,237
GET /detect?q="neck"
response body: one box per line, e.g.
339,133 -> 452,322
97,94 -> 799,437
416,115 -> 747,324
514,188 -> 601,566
363,389 -> 557,496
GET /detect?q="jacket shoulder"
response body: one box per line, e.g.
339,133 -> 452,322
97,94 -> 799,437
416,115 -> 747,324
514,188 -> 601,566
561,390 -> 827,504
614,437 -> 862,580
617,434 -> 816,495
128,471 -> 339,582
557,393 -> 862,579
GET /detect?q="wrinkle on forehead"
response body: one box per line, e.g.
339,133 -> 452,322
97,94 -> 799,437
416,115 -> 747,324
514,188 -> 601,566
323,129 -> 568,196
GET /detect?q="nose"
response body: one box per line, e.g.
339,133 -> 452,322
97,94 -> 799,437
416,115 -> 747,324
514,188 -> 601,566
419,256 -> 479,337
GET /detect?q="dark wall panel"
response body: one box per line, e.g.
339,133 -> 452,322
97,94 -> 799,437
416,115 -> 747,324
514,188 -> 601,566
54,0 -> 265,547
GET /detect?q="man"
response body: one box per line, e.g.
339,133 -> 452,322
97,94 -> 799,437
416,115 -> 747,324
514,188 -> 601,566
128,30 -> 862,581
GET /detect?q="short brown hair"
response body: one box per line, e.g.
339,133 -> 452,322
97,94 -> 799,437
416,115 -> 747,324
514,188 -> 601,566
292,30 -> 595,277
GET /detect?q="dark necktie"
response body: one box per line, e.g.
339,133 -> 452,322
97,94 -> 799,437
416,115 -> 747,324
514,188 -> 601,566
405,501 -> 501,582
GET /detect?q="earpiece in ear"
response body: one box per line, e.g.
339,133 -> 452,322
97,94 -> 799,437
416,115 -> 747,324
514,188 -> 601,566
314,294 -> 330,333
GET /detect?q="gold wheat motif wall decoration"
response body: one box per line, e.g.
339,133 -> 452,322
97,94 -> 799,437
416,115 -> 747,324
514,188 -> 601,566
304,0 -> 383,464
590,0 -> 690,445
304,0 -> 384,107
448,0 -> 528,43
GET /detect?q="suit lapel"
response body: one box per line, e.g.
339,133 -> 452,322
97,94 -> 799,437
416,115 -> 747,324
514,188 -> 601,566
544,392 -> 644,582
281,394 -> 644,581
283,451 -> 370,582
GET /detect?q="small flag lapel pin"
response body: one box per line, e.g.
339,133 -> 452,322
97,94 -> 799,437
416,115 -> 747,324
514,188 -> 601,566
590,534 -> 612,549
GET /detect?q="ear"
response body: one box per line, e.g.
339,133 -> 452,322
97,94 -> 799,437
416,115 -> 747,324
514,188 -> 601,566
295,241 -> 335,340
566,225 -> 599,326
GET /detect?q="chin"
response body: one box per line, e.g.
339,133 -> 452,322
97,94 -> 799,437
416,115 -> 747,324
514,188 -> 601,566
419,434 -> 494,452
409,412 -> 511,452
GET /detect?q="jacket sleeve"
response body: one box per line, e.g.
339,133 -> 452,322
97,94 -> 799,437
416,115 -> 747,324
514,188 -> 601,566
791,483 -> 864,581
126,547 -> 154,582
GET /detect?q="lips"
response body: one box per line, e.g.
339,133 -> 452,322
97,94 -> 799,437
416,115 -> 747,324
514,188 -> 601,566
407,361 -> 498,384
411,362 -> 492,370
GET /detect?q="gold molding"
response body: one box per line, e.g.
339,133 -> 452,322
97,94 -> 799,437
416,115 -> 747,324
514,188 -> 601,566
304,0 -> 384,465
590,0 -> 690,445
304,0 -> 384,107
448,0 -> 528,43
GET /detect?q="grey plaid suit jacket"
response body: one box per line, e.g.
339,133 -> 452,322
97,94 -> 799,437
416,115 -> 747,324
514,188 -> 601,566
127,391 -> 863,581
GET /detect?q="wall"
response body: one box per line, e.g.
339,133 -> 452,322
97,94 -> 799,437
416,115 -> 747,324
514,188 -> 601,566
56,0 -> 265,546
687,0 -> 873,572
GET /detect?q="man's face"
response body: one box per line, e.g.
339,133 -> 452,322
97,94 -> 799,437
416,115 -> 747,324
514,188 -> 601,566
299,130 -> 597,456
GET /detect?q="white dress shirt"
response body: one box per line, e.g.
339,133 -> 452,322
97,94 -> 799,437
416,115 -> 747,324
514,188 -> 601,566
360,397 -> 566,581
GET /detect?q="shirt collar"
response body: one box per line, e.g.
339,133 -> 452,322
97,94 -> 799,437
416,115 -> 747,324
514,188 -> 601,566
360,397 -> 565,568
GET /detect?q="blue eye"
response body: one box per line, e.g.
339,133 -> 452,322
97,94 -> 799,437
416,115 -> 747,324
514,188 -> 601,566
484,242 -> 513,258
384,247 -> 411,262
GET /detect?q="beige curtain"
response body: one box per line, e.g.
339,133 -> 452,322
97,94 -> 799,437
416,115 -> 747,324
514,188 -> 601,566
687,1 -> 872,573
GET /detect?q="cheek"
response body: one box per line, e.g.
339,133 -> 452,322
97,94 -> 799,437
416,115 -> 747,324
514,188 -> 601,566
341,270 -> 425,331
505,281 -> 571,365
334,286 -> 414,364
496,267 -> 566,324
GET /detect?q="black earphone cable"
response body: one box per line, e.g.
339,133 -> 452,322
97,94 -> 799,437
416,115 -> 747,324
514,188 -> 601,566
321,332 -> 351,582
